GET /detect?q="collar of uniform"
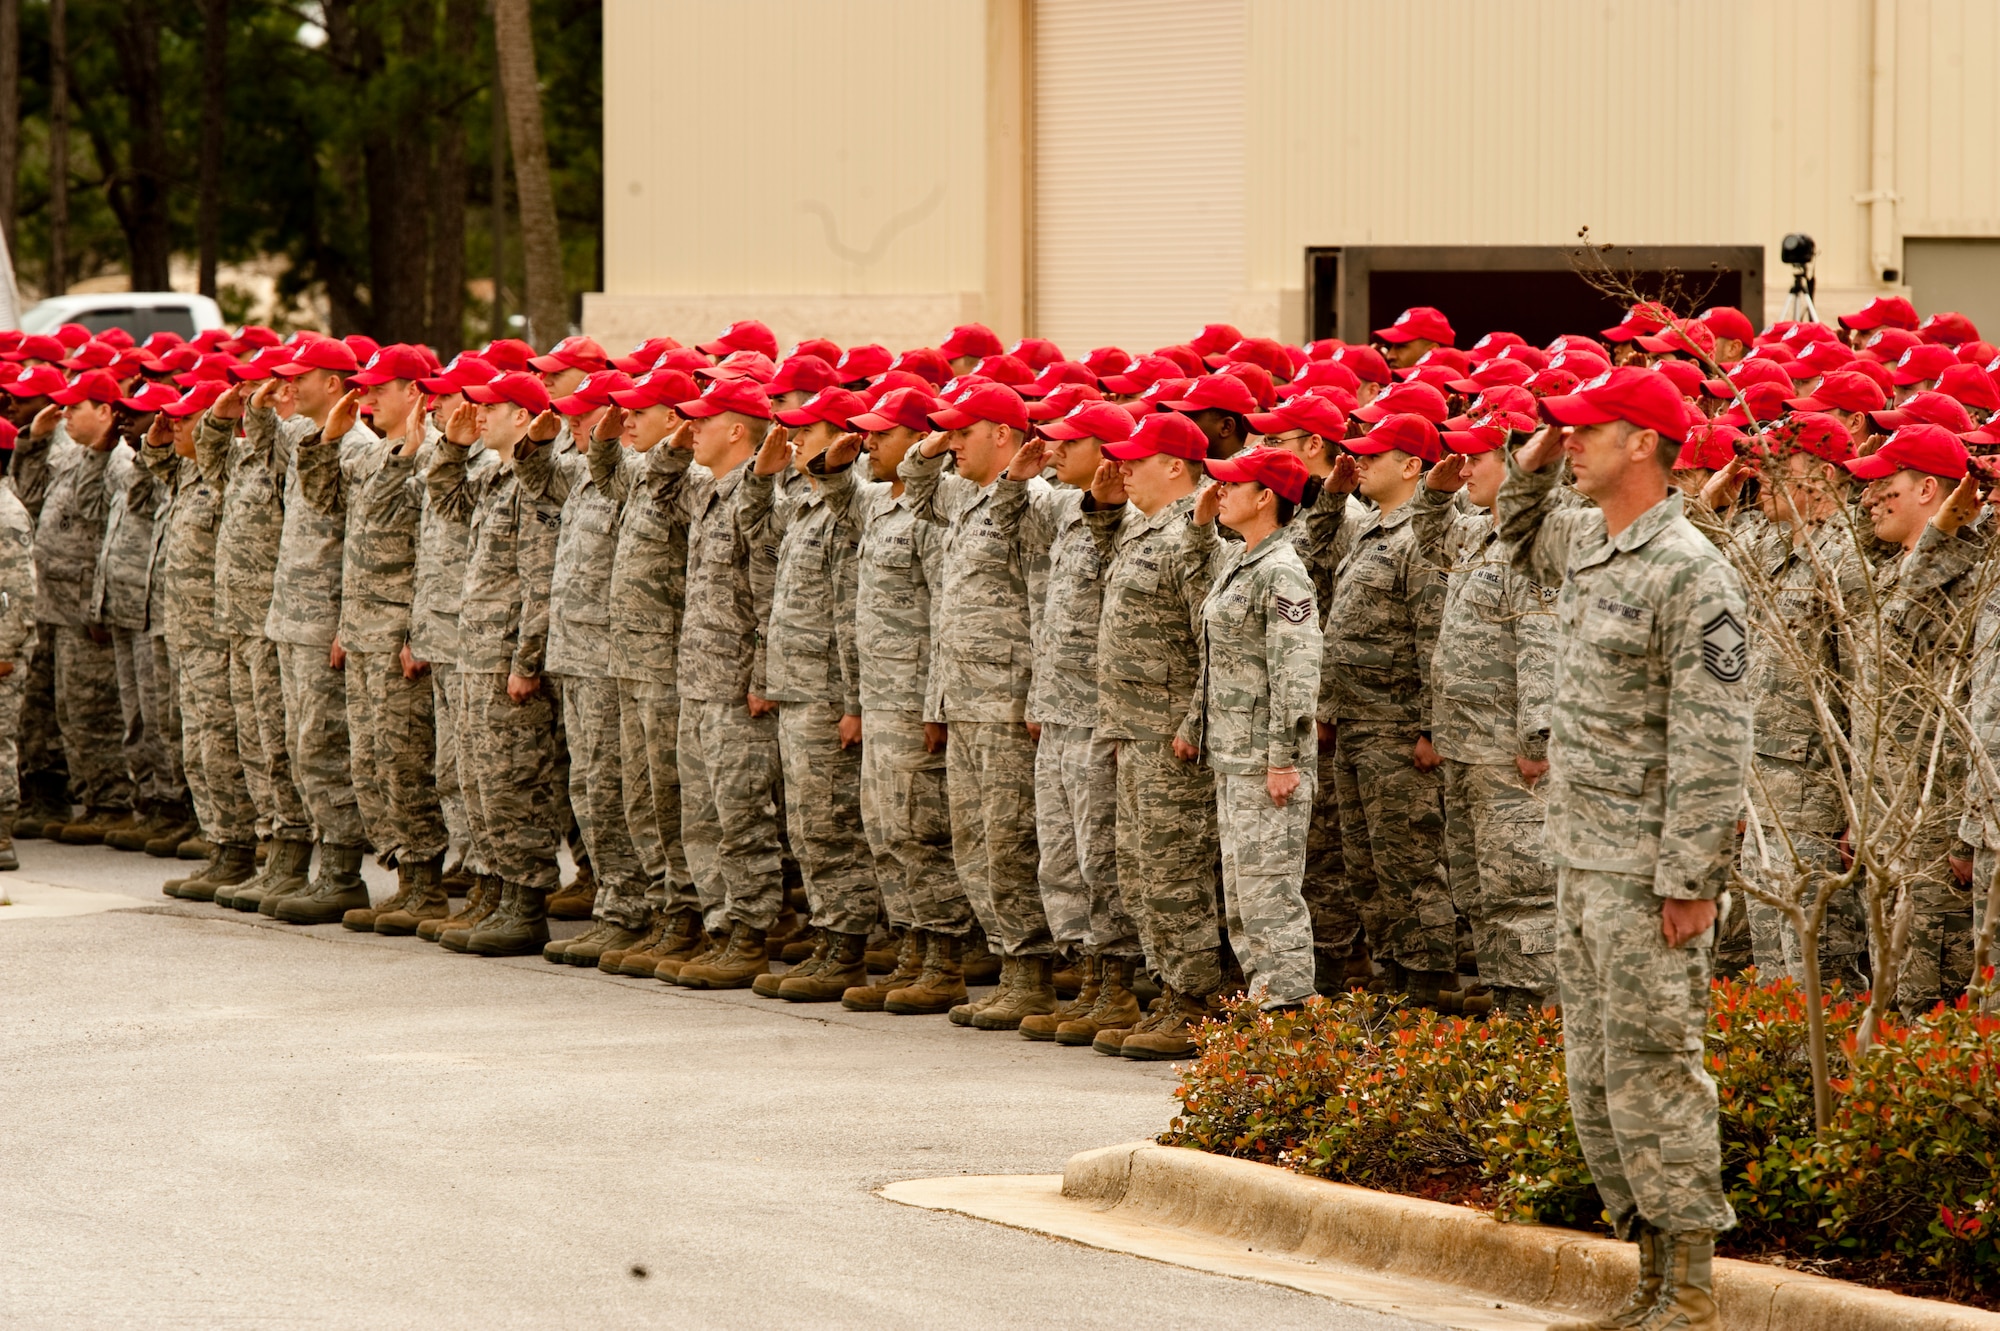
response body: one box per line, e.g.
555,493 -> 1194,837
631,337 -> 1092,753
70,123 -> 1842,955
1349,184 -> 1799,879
1236,522 -> 1296,570
1355,494 -> 1416,539
712,456 -> 751,497
1565,491 -> 1686,575
1129,487 -> 1199,537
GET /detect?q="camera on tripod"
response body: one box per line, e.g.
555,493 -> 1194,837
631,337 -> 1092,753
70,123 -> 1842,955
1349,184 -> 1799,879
1780,232 -> 1818,324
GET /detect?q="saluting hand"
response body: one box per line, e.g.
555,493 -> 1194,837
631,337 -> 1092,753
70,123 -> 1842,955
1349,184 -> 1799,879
666,420 -> 696,453
1934,472 -> 1984,537
1425,452 -> 1466,493
323,388 -> 362,443
1192,480 -> 1222,527
917,429 -> 951,458
444,400 -> 480,446
525,409 -> 562,449
145,414 -> 173,449
1700,456 -> 1756,513
593,404 -> 626,445
1006,434 -> 1050,482
1515,423 -> 1567,473
207,386 -> 245,423
753,424 -> 793,477
250,378 -> 281,412
1326,452 -> 1360,496
823,431 -> 864,471
1089,459 -> 1127,509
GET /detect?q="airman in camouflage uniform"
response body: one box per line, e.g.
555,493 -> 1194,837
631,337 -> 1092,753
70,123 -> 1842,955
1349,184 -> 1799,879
1501,376 -> 1752,1328
6,413 -> 69,830
95,433 -> 182,834
0,436 -> 36,864
1410,452 -> 1560,1012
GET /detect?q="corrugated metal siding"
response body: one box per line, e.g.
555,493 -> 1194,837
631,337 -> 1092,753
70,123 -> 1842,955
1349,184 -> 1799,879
1899,0 -> 2000,237
1031,0 -> 1246,352
602,0 -> 989,299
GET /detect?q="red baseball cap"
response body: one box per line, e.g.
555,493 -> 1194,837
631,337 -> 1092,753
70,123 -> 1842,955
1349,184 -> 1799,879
1375,306 -> 1454,346
1699,307 -> 1757,346
835,343 -> 892,383
1962,340 -> 2000,367
608,368 -> 699,411
274,338 -> 360,378
63,341 -> 116,371
698,320 -> 778,361
1164,373 -> 1259,416
1862,328 -> 1922,363
1652,359 -> 1706,399
1023,360 -> 1097,399
1350,412 -> 1442,463
162,380 -> 230,419
789,337 -> 842,366
1601,301 -> 1672,342
350,344 -> 433,386
1839,295 -> 1919,332
463,371 -> 553,415
1329,344 -> 1392,385
1218,362 -> 1278,411
1102,410 -> 1206,461
1441,423 -> 1509,455
1786,369 -> 1887,414
1541,366 -> 1691,442
764,354 -> 841,398
1714,381 -> 1793,427
864,371 -> 936,403
609,336 -> 683,375
1701,358 -> 1791,398
1870,390 -> 1975,434
1891,343 -> 1959,386
1081,346 -> 1131,378
6,333 -> 67,363
775,386 -> 868,428
677,376 -> 773,420
1398,365 -> 1463,393
1935,363 -> 2000,413
50,371 -> 126,405
928,382 -> 1028,432
1447,358 -> 1533,394
1758,412 -> 1853,464
1248,393 -> 1349,441
5,365 -> 69,398
1637,319 -> 1717,358
1221,337 -> 1295,379
1190,323 -> 1244,360
52,322 -> 90,348
479,338 -> 536,372
1845,424 -> 1968,480
1099,354 -> 1183,395
1918,312 -> 1979,346
1040,401 -> 1136,444
939,324 -> 1004,361
696,350 -> 777,383
117,381 -> 181,412
339,336 -> 379,367
1845,357 -> 1896,395
526,336 -> 608,375
1153,345 -> 1209,380
1131,377 -> 1193,414
1674,421 -> 1740,471
1292,360 -> 1361,395
1467,330 -> 1525,361
887,347 -> 951,386
1352,380 -> 1449,424
1205,445 -> 1311,502
849,386 -> 941,434
552,368 -> 637,414
1524,368 -> 1581,397
419,353 -> 499,395
1009,337 -> 1064,371
972,353 -> 1036,386
1027,381 -> 1104,421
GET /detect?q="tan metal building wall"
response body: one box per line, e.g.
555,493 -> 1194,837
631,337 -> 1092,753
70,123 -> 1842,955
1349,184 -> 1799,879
590,0 -> 2000,352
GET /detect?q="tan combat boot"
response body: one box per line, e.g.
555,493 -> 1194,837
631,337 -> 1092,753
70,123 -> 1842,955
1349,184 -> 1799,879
163,844 -> 224,897
228,838 -> 311,912
975,955 -> 1058,1031
468,885 -> 551,956
883,931 -> 968,1015
756,928 -> 826,997
1547,1223 -> 1663,1331
961,935 -> 1001,985
58,807 -> 136,846
780,931 -> 868,1002
547,859 -> 595,920
373,856 -> 450,935
276,844 -> 370,924
546,919 -> 615,965
675,921 -> 768,989
597,908 -> 665,973
1022,955 -> 1101,1040
168,843 -> 258,902
428,876 -> 503,945
652,920 -> 720,982
441,856 -> 476,896
565,918 -> 646,968
1094,984 -> 1170,1056
1625,1231 -> 1716,1330
842,930 -> 925,1011
1058,957 -> 1144,1047
346,855 -> 424,931
1121,987 -> 1216,1060
618,910 -> 700,976
950,955 -> 1016,1027
863,926 -> 904,974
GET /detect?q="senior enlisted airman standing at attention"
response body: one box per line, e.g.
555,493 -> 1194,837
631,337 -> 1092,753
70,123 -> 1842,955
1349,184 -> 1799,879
1500,365 -> 1751,1331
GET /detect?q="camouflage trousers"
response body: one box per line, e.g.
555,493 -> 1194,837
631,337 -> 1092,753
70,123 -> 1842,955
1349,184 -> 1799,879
53,624 -> 132,812
558,674 -> 647,928
112,628 -> 183,809
1333,722 -> 1455,974
1112,736 -> 1222,995
19,628 -> 63,793
1034,723 -> 1138,956
0,632 -> 30,829
859,710 -> 967,933
1892,869 -> 1973,1013
344,650 -> 447,865
1738,823 -> 1869,993
1305,744 -> 1363,965
679,697 -> 785,932
460,672 -> 560,890
778,700 -> 879,936
228,633 -> 309,844
1440,758 -> 1557,996
618,676 -> 689,913
431,663 -> 471,870
274,640 -> 363,847
170,630 -> 256,846
1558,866 -> 1735,1239
947,720 -> 1053,958
1218,770 -> 1316,1007
551,683 -> 582,866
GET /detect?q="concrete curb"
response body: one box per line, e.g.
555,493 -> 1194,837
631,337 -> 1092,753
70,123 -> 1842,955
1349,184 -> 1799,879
1063,1142 -> 2000,1331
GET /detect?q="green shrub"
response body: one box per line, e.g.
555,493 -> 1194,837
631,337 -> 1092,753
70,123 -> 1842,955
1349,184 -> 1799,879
1162,978 -> 2000,1298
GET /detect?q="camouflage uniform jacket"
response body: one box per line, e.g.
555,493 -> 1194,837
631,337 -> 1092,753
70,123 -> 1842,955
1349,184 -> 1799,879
992,480 -> 1101,730
818,460 -> 940,718
739,468 -> 860,710
1497,456 -> 1753,898
1086,489 -> 1209,745
1319,495 -> 1445,730
92,441 -> 158,631
1189,522 -> 1322,775
899,449 -> 1044,724
138,443 -> 223,647
195,406 -> 300,636
7,421 -> 63,524
266,416 -> 384,648
516,440 -> 619,679
670,455 -> 769,703
0,481 -> 37,661
31,432 -> 119,628
1410,484 -> 1558,766
593,440 -> 686,689
298,421 -> 432,655
408,428 -> 496,666
1879,520 -> 1987,849
426,440 -> 560,678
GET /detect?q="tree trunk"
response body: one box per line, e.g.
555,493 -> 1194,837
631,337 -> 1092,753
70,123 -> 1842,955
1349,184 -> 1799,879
0,0 -> 19,260
111,0 -> 170,291
425,0 -> 476,354
489,0 -> 564,349
196,0 -> 228,299
487,30 -> 507,342
47,0 -> 66,296
358,5 -> 425,343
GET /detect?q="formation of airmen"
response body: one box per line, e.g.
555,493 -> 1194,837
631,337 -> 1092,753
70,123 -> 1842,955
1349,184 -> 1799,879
1,295 -> 1995,1077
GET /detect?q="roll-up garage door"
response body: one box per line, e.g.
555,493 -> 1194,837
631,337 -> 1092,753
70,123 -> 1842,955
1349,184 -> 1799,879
1031,0 -> 1245,354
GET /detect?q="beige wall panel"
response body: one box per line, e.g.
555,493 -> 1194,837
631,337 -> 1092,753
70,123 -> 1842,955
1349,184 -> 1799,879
603,0 -> 990,301
581,291 -> 985,359
1898,0 -> 2000,241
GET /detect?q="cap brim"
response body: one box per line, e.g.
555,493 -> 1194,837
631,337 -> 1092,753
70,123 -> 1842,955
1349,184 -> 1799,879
1038,420 -> 1102,442
1245,411 -> 1289,433
1099,440 -> 1161,460
607,389 -> 662,410
1097,376 -> 1146,394
416,375 -> 461,394
926,407 -> 974,429
349,369 -> 398,386
1374,327 -> 1417,343
1350,402 -> 1393,423
1842,452 -> 1902,479
462,384 -> 507,404
270,363 -> 315,378
676,398 -> 728,419
1444,377 -> 1482,393
847,412 -> 897,432
1868,409 -> 1914,430
696,340 -> 735,357
1539,393 -> 1622,427
551,394 -> 600,415
1891,369 -> 1937,386
1785,395 -> 1832,411
1202,455 -> 1258,483
1442,430 -> 1503,455
774,405 -> 828,426
526,355 -> 569,373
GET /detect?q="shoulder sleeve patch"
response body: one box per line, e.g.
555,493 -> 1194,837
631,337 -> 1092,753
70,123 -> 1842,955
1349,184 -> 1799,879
1274,593 -> 1314,625
1700,609 -> 1746,683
